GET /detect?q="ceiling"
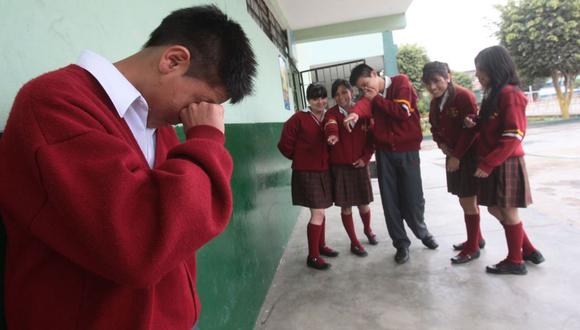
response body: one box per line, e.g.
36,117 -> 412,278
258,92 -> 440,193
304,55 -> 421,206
275,0 -> 413,30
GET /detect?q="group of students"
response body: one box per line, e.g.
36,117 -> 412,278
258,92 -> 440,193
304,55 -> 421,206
279,45 -> 545,275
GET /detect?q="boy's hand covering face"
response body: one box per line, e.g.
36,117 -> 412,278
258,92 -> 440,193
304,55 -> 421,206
179,102 -> 225,133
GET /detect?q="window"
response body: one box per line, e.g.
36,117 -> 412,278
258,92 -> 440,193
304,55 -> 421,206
246,0 -> 289,57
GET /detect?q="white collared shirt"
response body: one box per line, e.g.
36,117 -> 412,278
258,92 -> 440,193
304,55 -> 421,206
77,50 -> 157,168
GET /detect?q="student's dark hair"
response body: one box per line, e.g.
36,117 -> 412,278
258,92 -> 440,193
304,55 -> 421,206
306,83 -> 327,100
144,5 -> 257,103
422,61 -> 455,107
331,79 -> 352,98
475,45 -> 520,120
349,64 -> 375,87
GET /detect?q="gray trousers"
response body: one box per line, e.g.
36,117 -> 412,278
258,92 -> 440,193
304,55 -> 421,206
375,149 -> 430,249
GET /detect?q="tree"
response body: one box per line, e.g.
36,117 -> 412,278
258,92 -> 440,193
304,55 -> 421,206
396,44 -> 430,114
497,0 -> 579,119
451,71 -> 474,90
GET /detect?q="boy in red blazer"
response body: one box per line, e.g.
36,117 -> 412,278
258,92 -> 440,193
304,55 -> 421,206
345,64 -> 438,264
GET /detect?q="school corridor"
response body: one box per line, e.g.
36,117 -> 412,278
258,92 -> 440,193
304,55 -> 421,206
255,119 -> 580,330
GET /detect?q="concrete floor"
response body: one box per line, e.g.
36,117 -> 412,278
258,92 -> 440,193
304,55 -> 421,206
255,119 -> 580,330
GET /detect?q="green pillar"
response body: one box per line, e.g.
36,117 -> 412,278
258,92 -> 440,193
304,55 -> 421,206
382,31 -> 399,76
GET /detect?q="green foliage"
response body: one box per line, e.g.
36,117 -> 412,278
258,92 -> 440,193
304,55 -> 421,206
496,0 -> 579,80
451,71 -> 473,90
396,44 -> 430,98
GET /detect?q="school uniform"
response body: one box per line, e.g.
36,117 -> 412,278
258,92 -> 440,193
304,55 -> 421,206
476,85 -> 532,208
429,84 -> 478,198
278,108 -> 332,209
324,105 -> 374,207
350,75 -> 435,250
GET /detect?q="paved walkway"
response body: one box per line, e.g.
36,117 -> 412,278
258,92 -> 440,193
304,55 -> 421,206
255,119 -> 580,330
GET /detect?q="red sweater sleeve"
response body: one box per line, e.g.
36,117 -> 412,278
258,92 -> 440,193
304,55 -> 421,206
428,101 -> 442,145
371,76 -> 416,121
478,91 -> 527,173
277,114 -> 299,160
324,111 -> 339,138
5,92 -> 233,288
451,89 -> 479,159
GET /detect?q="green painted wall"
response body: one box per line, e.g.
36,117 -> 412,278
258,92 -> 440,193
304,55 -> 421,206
1,1 -> 298,329
178,123 -> 297,329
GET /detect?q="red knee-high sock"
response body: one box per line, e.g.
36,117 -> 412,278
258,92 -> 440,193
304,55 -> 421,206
504,222 -> 524,264
360,210 -> 373,235
307,223 -> 322,258
319,217 -> 327,249
341,213 -> 362,248
522,228 -> 537,255
462,214 -> 481,254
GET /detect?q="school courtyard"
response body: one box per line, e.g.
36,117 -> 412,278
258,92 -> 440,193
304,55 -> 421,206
255,118 -> 580,330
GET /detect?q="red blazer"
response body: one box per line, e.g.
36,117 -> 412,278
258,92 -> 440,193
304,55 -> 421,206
0,65 -> 233,329
323,105 -> 374,165
476,85 -> 527,173
350,74 -> 423,152
429,84 -> 478,159
278,109 -> 329,171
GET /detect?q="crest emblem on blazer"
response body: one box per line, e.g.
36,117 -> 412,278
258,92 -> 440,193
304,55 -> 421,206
447,107 -> 459,117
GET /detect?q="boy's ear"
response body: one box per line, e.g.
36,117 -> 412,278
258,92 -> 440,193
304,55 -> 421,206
158,45 -> 191,74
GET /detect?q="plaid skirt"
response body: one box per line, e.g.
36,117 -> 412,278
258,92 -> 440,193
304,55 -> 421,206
478,156 -> 533,207
446,152 -> 478,198
330,164 -> 373,207
291,170 -> 333,209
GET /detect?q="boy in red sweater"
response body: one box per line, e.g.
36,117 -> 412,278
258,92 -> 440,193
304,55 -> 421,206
344,64 -> 438,264
324,79 -> 377,257
278,83 -> 338,270
466,46 -> 544,275
0,5 -> 256,329
422,61 -> 484,264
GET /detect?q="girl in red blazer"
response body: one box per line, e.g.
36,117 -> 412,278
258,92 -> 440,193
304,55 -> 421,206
278,83 -> 338,270
467,46 -> 545,275
422,62 -> 484,264
324,79 -> 377,257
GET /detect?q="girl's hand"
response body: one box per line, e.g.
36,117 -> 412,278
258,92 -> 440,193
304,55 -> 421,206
352,158 -> 366,168
464,115 -> 477,128
327,135 -> 339,146
474,168 -> 489,178
343,113 -> 359,132
446,156 -> 460,172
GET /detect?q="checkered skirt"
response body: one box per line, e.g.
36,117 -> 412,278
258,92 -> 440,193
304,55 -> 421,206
478,156 -> 533,207
291,170 -> 333,208
330,164 -> 373,207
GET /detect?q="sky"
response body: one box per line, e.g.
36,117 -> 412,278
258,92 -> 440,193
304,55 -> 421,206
295,0 -> 507,73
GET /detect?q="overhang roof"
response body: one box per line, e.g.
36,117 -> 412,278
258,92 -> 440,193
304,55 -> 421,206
274,0 -> 413,42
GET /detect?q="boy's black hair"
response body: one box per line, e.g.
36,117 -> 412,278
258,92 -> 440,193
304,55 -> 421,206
475,45 -> 520,120
306,83 -> 327,100
331,79 -> 352,98
349,63 -> 374,87
144,5 -> 257,103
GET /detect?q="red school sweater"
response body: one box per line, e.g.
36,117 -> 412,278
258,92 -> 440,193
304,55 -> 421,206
0,65 -> 233,330
429,84 -> 478,159
350,74 -> 423,152
278,110 -> 329,171
323,105 -> 374,165
476,85 -> 527,174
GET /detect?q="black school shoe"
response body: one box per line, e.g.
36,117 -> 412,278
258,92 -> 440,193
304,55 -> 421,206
394,247 -> 409,264
320,246 -> 340,257
450,250 -> 481,264
523,250 -> 545,265
350,244 -> 368,257
422,236 -> 439,250
306,256 -> 331,270
453,239 -> 486,251
486,260 -> 527,275
365,232 -> 379,245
